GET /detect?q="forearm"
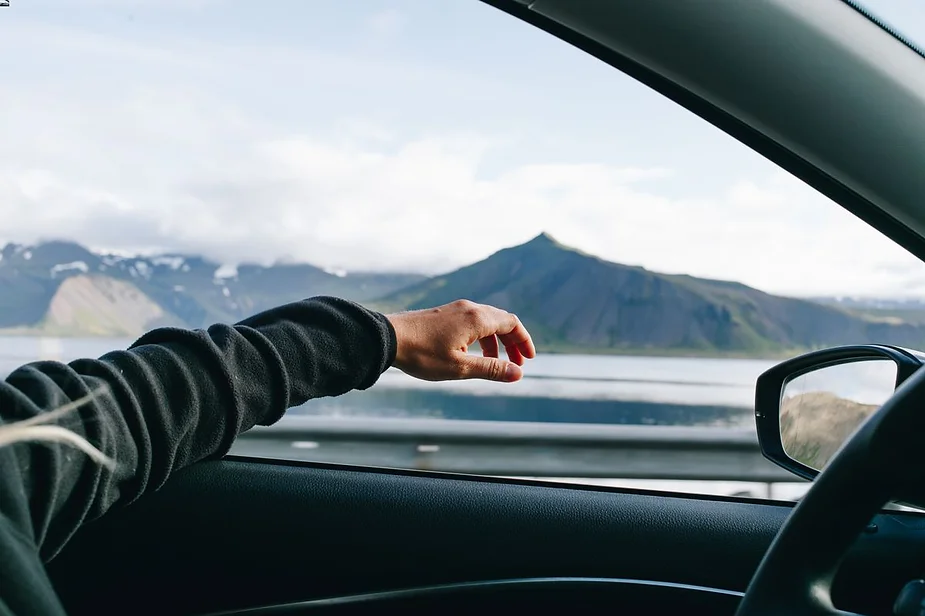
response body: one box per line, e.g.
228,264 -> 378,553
0,296 -> 396,561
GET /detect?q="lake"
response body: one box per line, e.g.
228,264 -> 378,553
2,335 -> 818,500
0,335 -> 775,428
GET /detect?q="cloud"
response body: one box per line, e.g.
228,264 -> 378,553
1,113 -> 921,298
0,11 -> 922,299
44,0 -> 219,7
366,8 -> 405,37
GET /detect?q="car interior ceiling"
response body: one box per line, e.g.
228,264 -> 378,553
45,1 -> 925,615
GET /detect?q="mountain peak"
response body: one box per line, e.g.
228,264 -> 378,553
527,231 -> 559,246
517,232 -> 576,254
517,231 -> 594,258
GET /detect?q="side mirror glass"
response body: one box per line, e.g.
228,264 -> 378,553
780,359 -> 897,472
756,345 -> 924,481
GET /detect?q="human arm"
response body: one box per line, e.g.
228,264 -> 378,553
0,297 -> 394,561
0,297 -> 534,561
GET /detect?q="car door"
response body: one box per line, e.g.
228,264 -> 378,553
14,0 -> 925,614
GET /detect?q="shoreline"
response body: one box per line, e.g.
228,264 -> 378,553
0,329 -> 803,361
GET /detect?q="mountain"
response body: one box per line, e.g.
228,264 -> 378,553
375,233 -> 925,354
0,241 -> 425,337
812,297 -> 925,310
780,391 -> 876,469
809,296 -> 925,325
4,235 -> 924,355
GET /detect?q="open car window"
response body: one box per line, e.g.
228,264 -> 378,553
1,0 -> 924,503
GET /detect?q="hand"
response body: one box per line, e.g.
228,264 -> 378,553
387,300 -> 536,383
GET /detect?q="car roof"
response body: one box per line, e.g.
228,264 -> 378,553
488,0 -> 925,265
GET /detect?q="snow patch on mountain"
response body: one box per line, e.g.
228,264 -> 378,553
50,261 -> 90,277
151,256 -> 186,270
324,266 -> 348,278
214,264 -> 238,280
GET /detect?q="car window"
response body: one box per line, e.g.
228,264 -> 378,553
2,0 -> 924,503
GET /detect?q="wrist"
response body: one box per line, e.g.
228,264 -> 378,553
385,313 -> 406,369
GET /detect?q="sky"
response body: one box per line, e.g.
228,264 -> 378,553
1,0 -> 925,298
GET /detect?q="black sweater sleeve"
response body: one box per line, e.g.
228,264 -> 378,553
0,296 -> 396,562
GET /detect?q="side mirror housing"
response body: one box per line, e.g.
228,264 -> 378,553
755,345 -> 924,481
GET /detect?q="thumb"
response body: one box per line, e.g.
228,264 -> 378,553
460,355 -> 523,382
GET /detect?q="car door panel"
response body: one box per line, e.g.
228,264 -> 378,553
206,578 -> 746,615
47,458 -> 925,616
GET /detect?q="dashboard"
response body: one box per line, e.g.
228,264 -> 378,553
204,578 -> 743,615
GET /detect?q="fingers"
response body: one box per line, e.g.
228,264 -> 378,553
505,342 -> 524,366
465,304 -> 535,365
481,329 -> 524,365
466,304 -> 533,371
479,334 -> 499,359
455,300 -> 535,362
483,310 -> 536,361
459,355 -> 523,383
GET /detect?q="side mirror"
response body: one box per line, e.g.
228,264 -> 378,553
755,345 -> 924,481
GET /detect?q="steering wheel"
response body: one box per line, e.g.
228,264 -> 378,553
735,366 -> 925,615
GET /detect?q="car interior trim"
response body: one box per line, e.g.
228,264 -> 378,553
202,577 -> 745,615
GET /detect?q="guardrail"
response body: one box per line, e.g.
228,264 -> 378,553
231,416 -> 798,483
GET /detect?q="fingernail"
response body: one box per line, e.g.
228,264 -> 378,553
505,364 -> 520,381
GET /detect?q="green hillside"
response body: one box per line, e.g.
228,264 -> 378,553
374,233 -> 925,355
